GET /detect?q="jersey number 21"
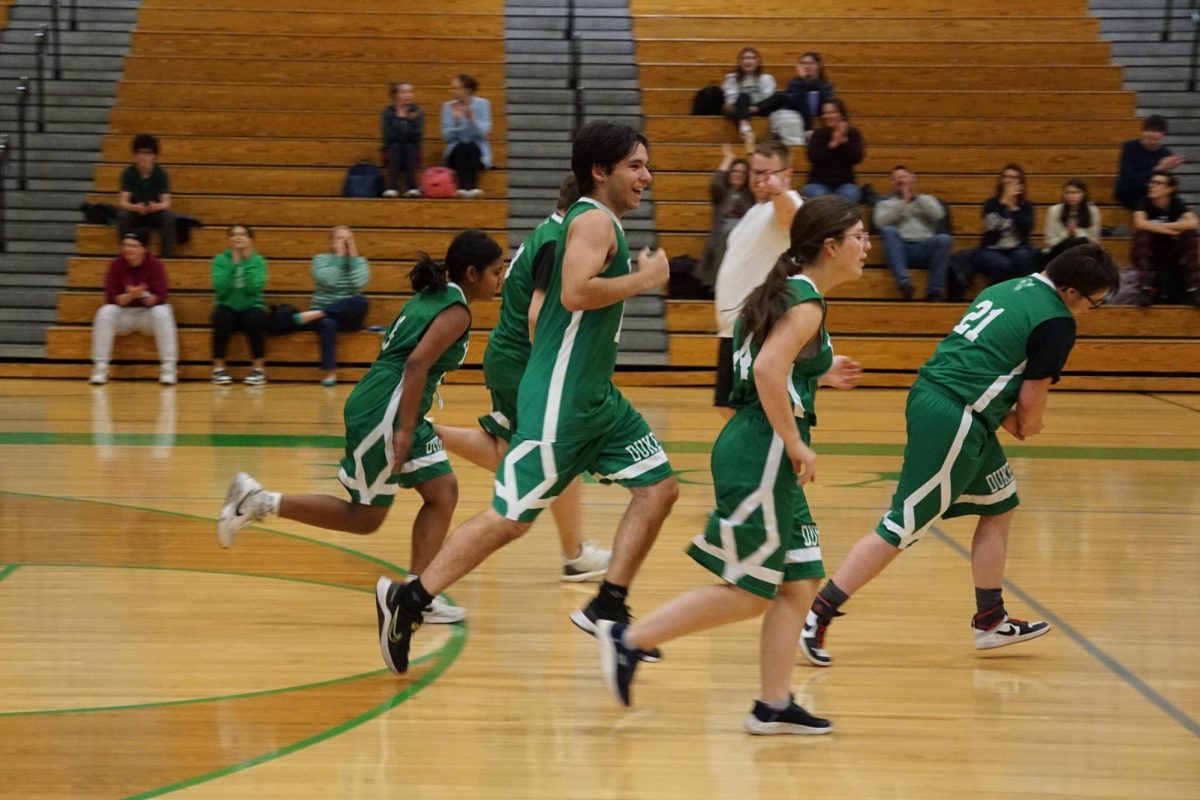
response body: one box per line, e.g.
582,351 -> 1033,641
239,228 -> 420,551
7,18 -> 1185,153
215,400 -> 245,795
952,300 -> 1005,342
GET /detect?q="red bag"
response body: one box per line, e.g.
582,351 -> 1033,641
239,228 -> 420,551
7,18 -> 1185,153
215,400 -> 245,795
420,166 -> 458,199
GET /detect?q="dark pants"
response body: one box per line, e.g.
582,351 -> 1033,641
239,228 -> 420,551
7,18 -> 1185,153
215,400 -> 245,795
1131,229 -> 1199,300
212,305 -> 268,360
303,294 -> 368,371
447,142 -> 483,190
118,210 -> 176,257
385,143 -> 421,193
969,245 -> 1038,285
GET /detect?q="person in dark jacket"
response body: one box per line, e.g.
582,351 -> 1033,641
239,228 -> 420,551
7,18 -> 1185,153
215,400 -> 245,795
1115,115 -> 1184,211
967,164 -> 1038,285
783,51 -> 835,131
381,81 -> 425,198
801,99 -> 864,203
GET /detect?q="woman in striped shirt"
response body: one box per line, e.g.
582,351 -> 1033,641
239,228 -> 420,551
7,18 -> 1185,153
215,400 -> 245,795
295,225 -> 371,386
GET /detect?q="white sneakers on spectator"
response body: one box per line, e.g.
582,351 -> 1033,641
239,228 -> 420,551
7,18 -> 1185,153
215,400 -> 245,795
89,368 -> 107,385
159,367 -> 177,385
403,188 -> 422,198
382,189 -> 400,198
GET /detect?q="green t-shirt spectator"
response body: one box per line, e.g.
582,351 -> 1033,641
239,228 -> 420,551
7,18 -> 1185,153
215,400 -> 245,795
211,249 -> 268,311
121,164 -> 170,205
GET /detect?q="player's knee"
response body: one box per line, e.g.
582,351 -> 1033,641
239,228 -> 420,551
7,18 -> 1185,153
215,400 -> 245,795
632,475 -> 679,513
351,506 -> 389,534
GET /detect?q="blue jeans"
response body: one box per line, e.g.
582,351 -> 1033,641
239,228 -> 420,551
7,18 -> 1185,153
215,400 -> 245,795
970,246 -> 1038,286
880,227 -> 954,297
303,294 -> 368,371
801,182 -> 861,203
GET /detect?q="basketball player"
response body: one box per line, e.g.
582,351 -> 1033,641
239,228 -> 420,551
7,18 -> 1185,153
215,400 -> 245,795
434,174 -> 612,583
375,120 -> 676,674
216,231 -> 506,624
595,196 -> 864,734
800,243 -> 1120,666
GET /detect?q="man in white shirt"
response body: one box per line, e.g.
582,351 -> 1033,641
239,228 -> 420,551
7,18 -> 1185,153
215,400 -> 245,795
713,139 -> 804,415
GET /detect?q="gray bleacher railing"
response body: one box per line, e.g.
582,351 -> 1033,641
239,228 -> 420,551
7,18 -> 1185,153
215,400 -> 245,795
1165,0 -> 1176,41
1,3 -> 71,251
566,0 -> 582,136
0,135 -> 8,253
1190,6 -> 1200,90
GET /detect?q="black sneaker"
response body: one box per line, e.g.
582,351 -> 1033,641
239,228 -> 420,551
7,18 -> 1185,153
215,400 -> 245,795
570,599 -> 662,662
798,609 -> 834,667
597,620 -> 640,706
375,576 -> 422,674
743,693 -> 833,735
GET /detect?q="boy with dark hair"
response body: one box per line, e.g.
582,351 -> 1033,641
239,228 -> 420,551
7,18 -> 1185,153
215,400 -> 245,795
374,121 -> 676,674
118,133 -> 175,257
799,243 -> 1119,667
1116,115 -> 1185,210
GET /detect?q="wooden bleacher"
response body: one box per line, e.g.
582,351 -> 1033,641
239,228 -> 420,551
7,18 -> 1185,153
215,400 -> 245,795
41,0 -> 509,384
629,0 -> 1199,390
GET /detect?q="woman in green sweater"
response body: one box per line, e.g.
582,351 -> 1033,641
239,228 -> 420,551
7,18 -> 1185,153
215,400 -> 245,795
211,224 -> 269,385
295,225 -> 371,386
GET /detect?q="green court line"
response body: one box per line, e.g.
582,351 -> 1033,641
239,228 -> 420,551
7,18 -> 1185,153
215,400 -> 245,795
1,430 -> 1197,461
124,625 -> 465,800
0,564 -> 19,583
0,562 -> 452,719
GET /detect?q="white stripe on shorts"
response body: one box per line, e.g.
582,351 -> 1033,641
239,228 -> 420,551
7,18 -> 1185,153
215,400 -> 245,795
400,450 -> 448,474
690,535 -> 783,586
602,449 -> 668,482
895,405 -> 974,549
958,480 -> 1017,506
784,546 -> 822,565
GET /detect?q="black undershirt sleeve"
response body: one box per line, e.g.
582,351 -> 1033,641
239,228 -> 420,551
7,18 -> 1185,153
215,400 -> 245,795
531,240 -> 557,292
1024,316 -> 1077,384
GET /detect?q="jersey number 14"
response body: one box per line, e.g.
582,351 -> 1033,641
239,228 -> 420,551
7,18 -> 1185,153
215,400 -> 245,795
952,300 -> 1005,342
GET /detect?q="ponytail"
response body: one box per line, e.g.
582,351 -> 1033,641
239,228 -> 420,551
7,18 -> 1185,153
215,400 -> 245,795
409,252 -> 446,293
739,254 -> 795,347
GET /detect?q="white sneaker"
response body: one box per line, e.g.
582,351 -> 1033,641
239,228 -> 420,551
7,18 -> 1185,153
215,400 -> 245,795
382,189 -> 400,198
974,615 -> 1051,650
217,471 -> 267,548
89,368 -> 107,385
423,593 -> 466,624
159,368 -> 177,385
468,188 -> 484,199
403,188 -> 422,198
454,189 -> 469,198
562,540 -> 611,582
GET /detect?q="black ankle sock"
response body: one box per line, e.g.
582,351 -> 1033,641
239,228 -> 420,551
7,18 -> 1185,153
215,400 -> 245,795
399,578 -> 433,616
974,587 -> 1004,616
592,581 -> 629,616
812,580 -> 849,622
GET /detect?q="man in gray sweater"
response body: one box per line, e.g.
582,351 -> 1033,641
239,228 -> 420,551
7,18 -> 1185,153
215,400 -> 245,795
874,166 -> 953,300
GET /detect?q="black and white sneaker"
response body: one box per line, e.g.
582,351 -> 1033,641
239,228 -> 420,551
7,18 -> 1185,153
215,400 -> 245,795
216,471 -> 267,548
974,615 -> 1051,650
798,609 -> 833,667
596,620 -> 640,706
375,576 -> 423,674
743,694 -> 833,735
570,599 -> 662,662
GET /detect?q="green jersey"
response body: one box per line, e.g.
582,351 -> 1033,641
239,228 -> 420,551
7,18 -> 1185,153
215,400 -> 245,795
516,198 -> 630,442
484,212 -> 563,372
918,273 -> 1074,430
371,282 -> 470,420
729,275 -> 832,425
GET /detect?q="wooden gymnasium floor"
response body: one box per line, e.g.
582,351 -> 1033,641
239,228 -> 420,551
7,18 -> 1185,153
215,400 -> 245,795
0,378 -> 1197,799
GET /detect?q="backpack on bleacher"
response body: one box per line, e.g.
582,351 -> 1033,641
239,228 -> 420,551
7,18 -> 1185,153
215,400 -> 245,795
691,85 -> 725,115
342,161 -> 384,198
420,166 -> 458,199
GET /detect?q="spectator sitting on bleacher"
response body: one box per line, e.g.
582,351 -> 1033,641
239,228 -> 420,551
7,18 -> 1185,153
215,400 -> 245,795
802,99 -> 864,203
294,226 -> 371,386
117,133 -> 175,257
441,74 -> 492,198
965,163 -> 1038,285
695,143 -> 753,294
1131,171 -> 1200,307
381,81 -> 425,199
783,51 -> 835,132
873,165 -> 952,301
1041,178 -> 1101,268
721,47 -> 778,147
89,230 -> 178,386
211,224 -> 269,386
1116,115 -> 1184,211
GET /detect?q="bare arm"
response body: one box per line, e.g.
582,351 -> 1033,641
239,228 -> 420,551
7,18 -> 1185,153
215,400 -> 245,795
391,304 -> 471,471
1165,209 -> 1200,232
117,191 -> 140,213
560,210 -> 666,311
768,181 -> 799,233
1134,209 -> 1181,235
753,301 -> 824,484
1001,377 -> 1051,440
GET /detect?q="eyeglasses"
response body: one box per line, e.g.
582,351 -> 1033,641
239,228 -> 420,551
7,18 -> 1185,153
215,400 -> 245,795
834,232 -> 870,245
1149,179 -> 1171,186
1078,290 -> 1108,310
751,167 -> 789,178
